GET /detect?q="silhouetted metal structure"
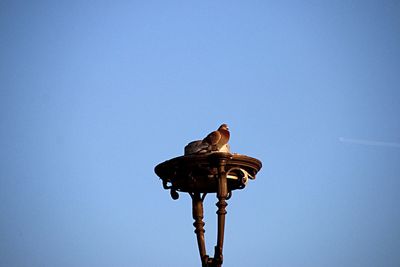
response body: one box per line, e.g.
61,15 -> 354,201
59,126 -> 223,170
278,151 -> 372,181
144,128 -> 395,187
155,152 -> 262,267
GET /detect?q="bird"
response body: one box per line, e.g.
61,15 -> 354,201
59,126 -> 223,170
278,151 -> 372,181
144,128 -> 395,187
202,124 -> 230,151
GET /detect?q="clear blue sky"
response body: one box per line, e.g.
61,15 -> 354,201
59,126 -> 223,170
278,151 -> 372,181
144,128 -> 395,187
1,1 -> 400,266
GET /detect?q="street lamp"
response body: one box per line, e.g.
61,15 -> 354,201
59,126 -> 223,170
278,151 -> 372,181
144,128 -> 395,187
155,151 -> 262,266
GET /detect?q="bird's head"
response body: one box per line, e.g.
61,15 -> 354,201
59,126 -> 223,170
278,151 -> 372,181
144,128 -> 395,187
218,124 -> 229,131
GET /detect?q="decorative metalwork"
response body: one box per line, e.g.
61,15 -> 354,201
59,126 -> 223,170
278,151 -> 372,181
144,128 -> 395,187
155,152 -> 262,266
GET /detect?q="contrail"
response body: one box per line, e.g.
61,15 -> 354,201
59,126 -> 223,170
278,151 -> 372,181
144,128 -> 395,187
339,137 -> 400,148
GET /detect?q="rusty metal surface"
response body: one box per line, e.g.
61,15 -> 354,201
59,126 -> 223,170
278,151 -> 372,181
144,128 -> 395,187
155,152 -> 262,195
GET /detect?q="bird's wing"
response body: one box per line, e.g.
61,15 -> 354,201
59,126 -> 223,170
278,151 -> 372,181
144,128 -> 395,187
203,130 -> 221,145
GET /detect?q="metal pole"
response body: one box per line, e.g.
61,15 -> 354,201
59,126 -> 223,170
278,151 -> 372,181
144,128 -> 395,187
192,192 -> 208,266
214,158 -> 228,267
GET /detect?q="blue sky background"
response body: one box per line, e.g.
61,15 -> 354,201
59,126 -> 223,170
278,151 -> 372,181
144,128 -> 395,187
1,1 -> 400,266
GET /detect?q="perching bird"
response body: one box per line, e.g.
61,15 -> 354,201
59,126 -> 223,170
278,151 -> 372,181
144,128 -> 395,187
184,124 -> 231,155
202,124 -> 230,151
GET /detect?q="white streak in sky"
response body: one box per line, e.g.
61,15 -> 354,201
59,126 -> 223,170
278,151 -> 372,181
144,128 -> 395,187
339,137 -> 400,148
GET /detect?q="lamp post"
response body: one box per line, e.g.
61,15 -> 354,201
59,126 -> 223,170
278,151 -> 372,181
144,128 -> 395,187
155,152 -> 262,266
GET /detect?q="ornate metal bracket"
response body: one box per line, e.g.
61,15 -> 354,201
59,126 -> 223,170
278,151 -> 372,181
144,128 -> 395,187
155,152 -> 262,266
